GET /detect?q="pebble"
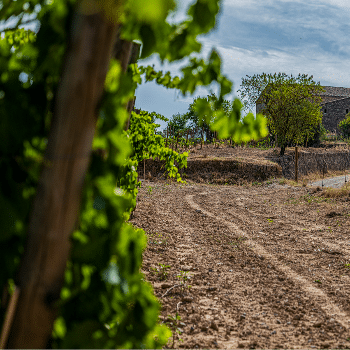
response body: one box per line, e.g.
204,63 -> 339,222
276,320 -> 281,324
237,341 -> 249,348
271,330 -> 277,335
210,320 -> 219,331
182,296 -> 193,302
181,265 -> 192,271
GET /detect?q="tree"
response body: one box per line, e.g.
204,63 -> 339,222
239,73 -> 324,155
338,112 -> 350,139
167,112 -> 189,136
185,93 -> 245,142
0,0 -> 267,348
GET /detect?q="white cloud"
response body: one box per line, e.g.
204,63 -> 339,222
136,0 -> 350,120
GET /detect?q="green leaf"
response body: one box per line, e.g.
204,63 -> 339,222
188,0 -> 220,34
140,24 -> 157,58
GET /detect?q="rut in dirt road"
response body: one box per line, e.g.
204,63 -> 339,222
187,192 -> 349,323
132,182 -> 350,349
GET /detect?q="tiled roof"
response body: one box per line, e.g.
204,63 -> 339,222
320,95 -> 350,105
256,85 -> 350,105
319,86 -> 350,97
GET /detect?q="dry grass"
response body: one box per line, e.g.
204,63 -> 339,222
322,183 -> 350,198
295,170 -> 350,183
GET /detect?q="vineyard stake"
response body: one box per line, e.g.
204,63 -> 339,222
0,287 -> 20,349
144,158 -> 146,181
172,126 -> 174,150
201,127 -> 204,149
322,165 -> 324,188
165,127 -> 168,148
345,158 -> 347,183
295,146 -> 298,182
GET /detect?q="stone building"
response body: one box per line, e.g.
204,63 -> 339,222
319,86 -> 350,132
256,85 -> 350,132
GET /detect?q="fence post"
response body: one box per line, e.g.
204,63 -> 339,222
295,146 -> 298,182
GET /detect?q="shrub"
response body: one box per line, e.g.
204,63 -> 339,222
338,113 -> 350,138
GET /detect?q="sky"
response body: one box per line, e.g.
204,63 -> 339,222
135,0 -> 350,130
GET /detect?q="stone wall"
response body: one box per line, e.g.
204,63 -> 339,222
139,149 -> 350,182
269,149 -> 350,179
322,97 -> 350,132
139,157 -> 282,184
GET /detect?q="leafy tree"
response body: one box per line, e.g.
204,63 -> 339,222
0,0 -> 267,348
133,109 -> 168,125
167,112 -> 189,136
338,112 -> 350,139
185,92 -> 253,142
239,73 -> 324,155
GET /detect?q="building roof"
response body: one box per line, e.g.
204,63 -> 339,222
319,86 -> 350,98
256,85 -> 350,107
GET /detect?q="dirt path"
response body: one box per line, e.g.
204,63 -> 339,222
131,181 -> 350,349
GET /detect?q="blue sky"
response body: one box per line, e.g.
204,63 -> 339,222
135,0 -> 350,129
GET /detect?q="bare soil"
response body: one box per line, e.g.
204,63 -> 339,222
131,174 -> 350,349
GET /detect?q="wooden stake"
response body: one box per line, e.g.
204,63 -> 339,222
201,127 -> 204,149
0,287 -> 20,349
295,146 -> 299,182
165,126 -> 168,148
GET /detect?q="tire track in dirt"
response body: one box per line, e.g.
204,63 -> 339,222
218,188 -> 350,257
148,187 -> 310,348
210,188 -> 350,266
186,193 -> 350,331
154,203 -> 233,346
210,188 -> 350,307
134,182 -> 350,348
218,194 -> 350,259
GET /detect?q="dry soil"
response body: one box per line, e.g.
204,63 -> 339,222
131,179 -> 350,349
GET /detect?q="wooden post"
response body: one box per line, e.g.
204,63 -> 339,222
201,127 -> 204,149
175,132 -> 178,152
171,126 -> 174,150
114,33 -> 140,131
5,9 -> 121,349
322,165 -> 325,188
165,127 -> 168,148
186,129 -> 189,149
295,146 -> 299,182
144,158 -> 146,181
